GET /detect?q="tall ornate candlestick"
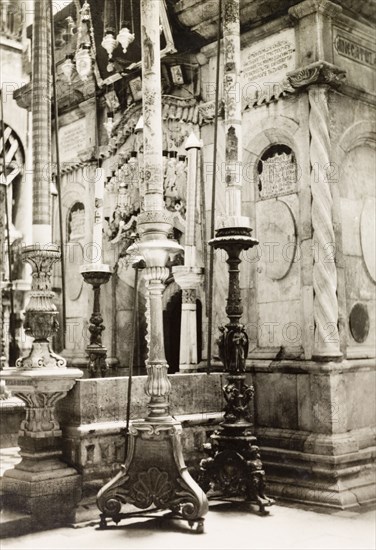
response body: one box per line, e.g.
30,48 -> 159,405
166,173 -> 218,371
200,227 -> 274,514
97,0 -> 208,532
200,0 -> 274,515
81,264 -> 112,378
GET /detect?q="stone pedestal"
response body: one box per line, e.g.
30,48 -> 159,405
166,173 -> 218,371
0,245 -> 83,529
172,266 -> 204,371
1,370 -> 82,527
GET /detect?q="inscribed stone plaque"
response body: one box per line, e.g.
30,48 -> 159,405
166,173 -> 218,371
333,26 -> 376,95
258,152 -> 298,199
241,28 -> 296,104
59,117 -> 88,163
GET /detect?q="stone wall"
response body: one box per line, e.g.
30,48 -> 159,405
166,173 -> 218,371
56,373 -> 226,495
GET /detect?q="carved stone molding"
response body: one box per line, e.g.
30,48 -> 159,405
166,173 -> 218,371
15,390 -> 67,437
288,0 -> 342,21
288,61 -> 346,89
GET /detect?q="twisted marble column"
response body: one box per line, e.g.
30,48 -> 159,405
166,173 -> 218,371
309,85 -> 341,358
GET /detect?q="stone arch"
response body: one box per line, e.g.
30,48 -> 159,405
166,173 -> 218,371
58,179 -> 86,243
337,120 -> 376,158
242,115 -> 303,205
67,201 -> 85,242
334,120 -> 376,355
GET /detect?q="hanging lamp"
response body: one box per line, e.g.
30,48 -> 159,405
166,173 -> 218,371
102,0 -> 118,72
117,0 -> 135,54
76,1 -> 95,81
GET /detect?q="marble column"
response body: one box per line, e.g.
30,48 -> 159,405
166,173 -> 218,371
173,132 -> 203,371
309,85 -> 341,359
288,53 -> 345,360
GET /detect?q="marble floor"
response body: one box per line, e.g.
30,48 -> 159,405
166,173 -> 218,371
1,501 -> 375,550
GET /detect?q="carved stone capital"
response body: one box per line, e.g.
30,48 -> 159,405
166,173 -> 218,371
289,0 -> 342,21
1,369 -> 82,437
288,61 -> 346,89
172,266 -> 204,290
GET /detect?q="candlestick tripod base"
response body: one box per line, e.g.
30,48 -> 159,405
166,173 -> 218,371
199,419 -> 275,515
97,419 -> 208,533
200,226 -> 274,515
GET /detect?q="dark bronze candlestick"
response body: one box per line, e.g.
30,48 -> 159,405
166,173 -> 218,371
81,265 -> 112,378
200,226 -> 274,514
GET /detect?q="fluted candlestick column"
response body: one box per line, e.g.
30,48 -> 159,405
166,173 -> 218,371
140,0 -> 164,212
32,0 -> 52,245
223,0 -> 242,222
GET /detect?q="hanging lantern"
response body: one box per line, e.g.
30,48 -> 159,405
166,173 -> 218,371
61,54 -> 75,84
104,111 -> 114,138
117,0 -> 135,55
75,1 -> 95,82
76,45 -> 92,81
102,0 -> 118,72
117,26 -> 134,55
102,32 -> 118,72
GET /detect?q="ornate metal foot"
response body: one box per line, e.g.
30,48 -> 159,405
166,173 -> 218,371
99,514 -> 108,529
200,436 -> 274,514
97,421 -> 208,530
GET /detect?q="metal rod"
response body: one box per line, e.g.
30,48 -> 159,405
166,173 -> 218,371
206,0 -> 222,374
49,0 -> 66,349
124,262 -> 140,457
0,87 -> 17,366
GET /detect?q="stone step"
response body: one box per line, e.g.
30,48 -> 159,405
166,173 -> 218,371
0,506 -> 32,539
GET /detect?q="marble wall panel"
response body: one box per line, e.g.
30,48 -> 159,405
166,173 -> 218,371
345,370 -> 376,431
257,299 -> 303,349
253,372 -> 298,430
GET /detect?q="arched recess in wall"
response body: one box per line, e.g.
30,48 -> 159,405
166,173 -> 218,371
335,121 -> 376,353
242,116 -> 303,204
163,281 -> 181,374
0,125 -> 25,228
0,125 -> 25,280
242,116 -> 304,353
62,201 -> 85,302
